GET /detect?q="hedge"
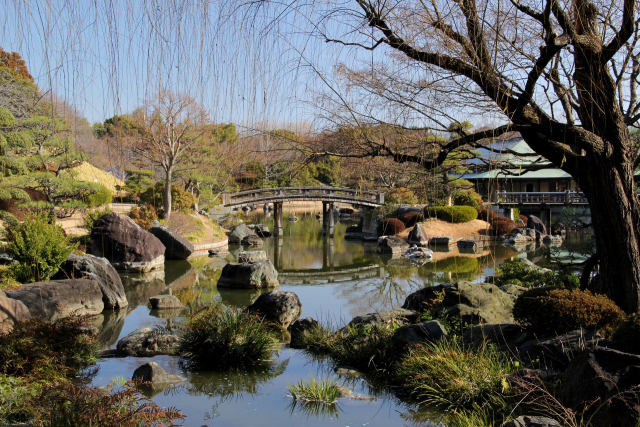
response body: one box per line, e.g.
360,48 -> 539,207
424,206 -> 478,223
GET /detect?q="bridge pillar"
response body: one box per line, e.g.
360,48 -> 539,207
273,233 -> 283,270
322,202 -> 335,237
322,234 -> 335,270
273,202 -> 283,236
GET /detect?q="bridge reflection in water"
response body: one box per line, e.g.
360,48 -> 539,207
272,233 -> 384,284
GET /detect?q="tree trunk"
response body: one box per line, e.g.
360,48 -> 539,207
164,166 -> 173,221
575,156 -> 640,312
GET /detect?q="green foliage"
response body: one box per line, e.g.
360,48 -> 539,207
85,183 -> 112,207
0,266 -> 20,290
513,288 -> 624,336
127,204 -> 157,230
396,337 -> 513,411
123,169 -> 154,198
493,260 -> 578,289
0,106 -> 16,127
140,182 -> 196,213
611,314 -> 640,354
386,187 -> 419,205
83,207 -> 113,233
180,305 -> 280,370
452,190 -> 484,210
424,205 -> 478,223
7,213 -> 76,282
327,324 -> 397,374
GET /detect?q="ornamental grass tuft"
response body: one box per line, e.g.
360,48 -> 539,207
180,305 -> 280,370
288,377 -> 342,404
396,336 -> 513,411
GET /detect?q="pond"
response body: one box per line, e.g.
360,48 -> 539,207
89,214 -> 592,426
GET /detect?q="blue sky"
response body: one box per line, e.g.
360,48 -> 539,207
0,1 -> 357,128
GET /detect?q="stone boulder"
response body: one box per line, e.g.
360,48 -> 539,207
457,239 -> 482,253
217,260 -> 279,289
6,279 -> 104,321
518,329 -> 604,370
90,212 -> 165,272
542,235 -> 563,246
132,361 -> 184,385
237,250 -> 268,263
149,294 -> 183,310
116,327 -> 181,357
526,215 -> 547,235
377,236 -> 410,255
462,323 -> 525,347
347,308 -> 420,329
557,347 -> 640,426
402,246 -> 433,263
241,234 -> 263,247
442,282 -> 515,324
391,320 -> 446,351
407,224 -> 429,246
149,223 -> 194,260
290,317 -> 320,349
53,254 -> 127,310
502,416 -> 561,427
228,223 -> 258,244
249,224 -> 271,237
246,290 -> 302,328
0,290 -> 31,334
402,284 -> 455,311
428,236 -> 452,246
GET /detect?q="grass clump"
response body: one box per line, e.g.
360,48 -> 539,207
396,336 -> 513,411
180,305 -> 280,370
513,288 -> 624,336
424,205 -> 478,223
327,324 -> 397,374
288,377 -> 342,404
7,213 -> 76,283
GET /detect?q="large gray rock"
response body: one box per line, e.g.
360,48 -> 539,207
502,416 -> 561,427
457,239 -> 482,253
402,284 -> 455,311
557,347 -> 640,426
526,215 -> 546,235
428,236 -> 452,246
391,320 -> 446,351
90,212 -> 165,272
237,250 -> 268,263
249,224 -> 271,237
149,294 -> 183,310
246,290 -> 302,328
149,223 -> 194,260
53,254 -> 127,310
407,224 -> 429,246
132,361 -> 184,385
347,308 -> 420,329
462,323 -> 525,347
228,224 -> 258,244
377,236 -> 409,255
290,317 -> 320,349
0,290 -> 31,334
443,282 -> 515,324
116,327 -> 181,357
518,329 -> 604,370
6,279 -> 104,321
217,260 -> 279,289
241,234 -> 263,247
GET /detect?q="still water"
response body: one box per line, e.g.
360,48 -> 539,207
89,215 -> 591,426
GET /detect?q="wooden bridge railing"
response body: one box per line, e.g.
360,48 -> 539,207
495,191 -> 589,206
222,187 -> 385,207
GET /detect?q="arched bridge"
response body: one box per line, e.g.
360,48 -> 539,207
222,187 -> 385,237
222,187 -> 385,208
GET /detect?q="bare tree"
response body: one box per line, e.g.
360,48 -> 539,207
248,0 -> 640,311
132,91 -> 207,221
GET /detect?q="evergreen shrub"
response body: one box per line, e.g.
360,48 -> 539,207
378,218 -> 406,235
424,206 -> 478,223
